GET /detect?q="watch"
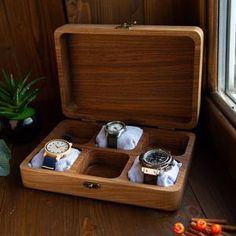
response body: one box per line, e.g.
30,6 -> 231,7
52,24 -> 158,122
42,139 -> 72,170
104,121 -> 126,148
139,149 -> 174,184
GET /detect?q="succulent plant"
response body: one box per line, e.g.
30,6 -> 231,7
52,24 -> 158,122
0,70 -> 43,120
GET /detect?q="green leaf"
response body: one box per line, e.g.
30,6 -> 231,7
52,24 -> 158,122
0,86 -> 10,96
19,77 -> 43,98
0,105 -> 17,117
13,72 -> 31,105
0,110 -> 17,119
0,106 -> 15,111
1,70 -> 43,117
2,70 -> 15,94
16,71 -> 31,93
0,100 -> 17,109
18,88 -> 41,110
10,74 -> 15,90
0,88 -> 11,102
7,107 -> 36,120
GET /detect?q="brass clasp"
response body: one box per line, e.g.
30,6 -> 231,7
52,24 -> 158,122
83,181 -> 101,189
115,21 -> 137,30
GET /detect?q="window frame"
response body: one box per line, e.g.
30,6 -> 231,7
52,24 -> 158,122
207,0 -> 236,127
218,0 -> 236,103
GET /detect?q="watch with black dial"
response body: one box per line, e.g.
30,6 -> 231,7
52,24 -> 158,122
139,149 -> 174,184
42,139 -> 72,170
104,121 -> 126,148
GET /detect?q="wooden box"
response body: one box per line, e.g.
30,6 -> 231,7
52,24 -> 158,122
20,24 -> 203,211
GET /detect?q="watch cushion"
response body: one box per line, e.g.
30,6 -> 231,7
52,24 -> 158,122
128,157 -> 182,187
29,148 -> 80,171
96,125 -> 143,150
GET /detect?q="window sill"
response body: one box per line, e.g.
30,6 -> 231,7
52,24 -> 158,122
205,96 -> 236,180
226,89 -> 236,103
211,91 -> 236,128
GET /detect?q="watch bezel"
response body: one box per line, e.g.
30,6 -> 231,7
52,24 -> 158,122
139,148 -> 173,176
44,139 -> 72,159
104,121 -> 126,137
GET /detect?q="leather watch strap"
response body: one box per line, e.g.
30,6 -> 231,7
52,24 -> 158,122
143,174 -> 157,185
42,156 -> 57,170
107,134 -> 118,148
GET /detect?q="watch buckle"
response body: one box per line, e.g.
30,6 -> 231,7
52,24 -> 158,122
141,167 -> 160,176
41,165 -> 55,170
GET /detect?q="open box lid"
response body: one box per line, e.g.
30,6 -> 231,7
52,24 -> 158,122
54,24 -> 203,130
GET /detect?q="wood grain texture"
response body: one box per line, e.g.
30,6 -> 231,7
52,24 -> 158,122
20,119 -> 195,211
64,0 -> 209,96
66,0 -> 144,24
2,130 -> 236,236
198,0 -> 207,95
0,178 -> 6,212
207,0 -> 218,92
65,0 -> 204,26
0,0 -> 65,102
189,138 -> 236,224
80,217 -> 97,236
0,0 -> 66,145
54,24 -> 203,129
144,0 -> 201,25
64,0 -> 208,94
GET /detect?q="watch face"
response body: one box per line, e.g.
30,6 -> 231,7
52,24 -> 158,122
142,149 -> 171,167
105,121 -> 126,135
45,139 -> 70,154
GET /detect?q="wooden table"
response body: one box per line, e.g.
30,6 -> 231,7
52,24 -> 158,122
0,134 -> 236,236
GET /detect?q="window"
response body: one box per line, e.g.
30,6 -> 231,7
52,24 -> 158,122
218,0 -> 236,105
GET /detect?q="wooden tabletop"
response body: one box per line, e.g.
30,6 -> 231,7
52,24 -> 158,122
0,134 -> 236,236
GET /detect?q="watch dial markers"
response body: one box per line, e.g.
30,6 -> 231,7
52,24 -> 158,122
144,152 -> 168,165
46,140 -> 70,154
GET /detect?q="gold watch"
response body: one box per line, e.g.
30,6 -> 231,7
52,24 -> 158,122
42,139 -> 72,170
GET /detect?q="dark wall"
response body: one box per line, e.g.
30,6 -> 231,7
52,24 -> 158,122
0,0 -> 66,130
0,0 -> 66,102
65,0 -> 203,26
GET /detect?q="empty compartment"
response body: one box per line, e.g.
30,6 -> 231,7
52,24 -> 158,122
52,120 -> 100,144
145,129 -> 190,155
81,150 -> 129,178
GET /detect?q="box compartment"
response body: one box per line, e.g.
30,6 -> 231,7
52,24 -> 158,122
144,128 -> 190,156
80,150 -> 130,178
20,24 -> 203,210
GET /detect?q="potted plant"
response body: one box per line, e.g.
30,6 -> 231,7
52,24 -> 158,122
0,70 -> 43,142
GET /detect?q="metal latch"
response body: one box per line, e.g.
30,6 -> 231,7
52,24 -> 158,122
83,181 -> 101,189
115,21 -> 137,29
